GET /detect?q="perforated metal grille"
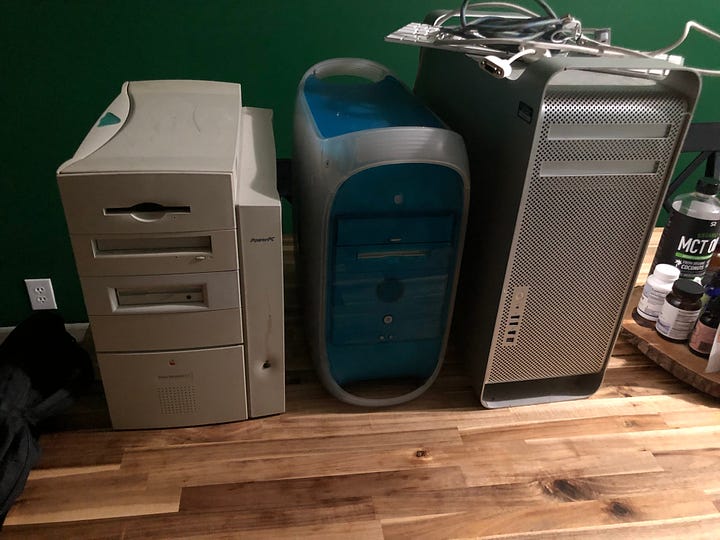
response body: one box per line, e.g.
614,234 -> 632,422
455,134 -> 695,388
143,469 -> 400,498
487,85 -> 688,384
157,385 -> 198,415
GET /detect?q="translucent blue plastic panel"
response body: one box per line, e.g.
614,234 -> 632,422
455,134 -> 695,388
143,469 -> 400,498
336,215 -> 455,246
326,163 -> 464,385
304,75 -> 443,139
331,274 -> 449,344
334,244 -> 455,274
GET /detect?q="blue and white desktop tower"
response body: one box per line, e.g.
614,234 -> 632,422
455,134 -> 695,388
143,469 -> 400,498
293,58 -> 469,406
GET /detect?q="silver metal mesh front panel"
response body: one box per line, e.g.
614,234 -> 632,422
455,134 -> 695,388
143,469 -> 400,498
487,85 -> 688,384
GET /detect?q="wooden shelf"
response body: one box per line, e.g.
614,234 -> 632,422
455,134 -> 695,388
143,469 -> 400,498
622,229 -> 720,398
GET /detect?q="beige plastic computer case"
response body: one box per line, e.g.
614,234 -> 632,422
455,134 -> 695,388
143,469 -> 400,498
57,80 -> 284,429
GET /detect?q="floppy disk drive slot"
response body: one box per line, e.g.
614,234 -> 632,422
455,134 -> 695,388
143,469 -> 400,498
94,235 -> 212,256
115,285 -> 205,307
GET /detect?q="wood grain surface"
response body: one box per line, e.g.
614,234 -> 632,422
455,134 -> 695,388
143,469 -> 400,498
623,229 -> 720,398
4,235 -> 720,539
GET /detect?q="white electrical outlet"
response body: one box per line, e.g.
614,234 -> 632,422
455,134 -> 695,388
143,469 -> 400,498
25,278 -> 58,310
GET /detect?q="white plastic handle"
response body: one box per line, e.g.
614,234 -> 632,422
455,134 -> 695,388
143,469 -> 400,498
300,58 -> 393,90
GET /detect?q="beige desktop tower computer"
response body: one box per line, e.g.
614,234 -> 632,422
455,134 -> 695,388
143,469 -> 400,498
58,80 -> 284,428
415,50 -> 701,407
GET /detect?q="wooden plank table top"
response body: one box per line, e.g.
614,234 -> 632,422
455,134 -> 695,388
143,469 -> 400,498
4,235 -> 720,539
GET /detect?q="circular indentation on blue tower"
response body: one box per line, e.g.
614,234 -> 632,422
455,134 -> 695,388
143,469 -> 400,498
377,278 -> 403,302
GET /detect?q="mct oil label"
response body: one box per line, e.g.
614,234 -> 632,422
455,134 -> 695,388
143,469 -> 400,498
654,212 -> 719,279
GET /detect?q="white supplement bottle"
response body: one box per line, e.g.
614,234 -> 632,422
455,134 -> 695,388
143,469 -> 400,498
633,264 -> 681,327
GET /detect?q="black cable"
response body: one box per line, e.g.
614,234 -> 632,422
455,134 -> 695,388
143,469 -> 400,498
457,1 -> 564,41
460,0 -> 557,24
466,16 -> 564,34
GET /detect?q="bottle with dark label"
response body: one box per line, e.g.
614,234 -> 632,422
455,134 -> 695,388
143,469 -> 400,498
652,177 -> 720,281
689,296 -> 720,357
656,279 -> 705,342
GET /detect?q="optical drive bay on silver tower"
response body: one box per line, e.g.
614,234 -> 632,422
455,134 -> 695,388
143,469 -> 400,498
415,49 -> 700,407
57,80 -> 285,429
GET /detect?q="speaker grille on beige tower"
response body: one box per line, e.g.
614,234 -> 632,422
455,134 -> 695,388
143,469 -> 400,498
488,87 -> 689,384
157,380 -> 199,415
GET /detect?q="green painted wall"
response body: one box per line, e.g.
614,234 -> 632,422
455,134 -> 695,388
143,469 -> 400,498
1,1 -> 719,326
